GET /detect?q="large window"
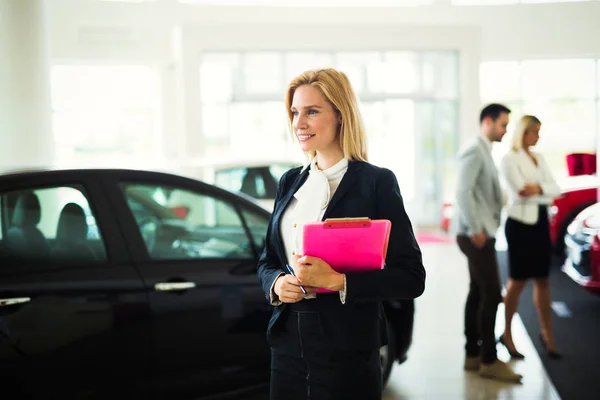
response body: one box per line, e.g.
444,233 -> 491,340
480,59 -> 600,179
199,50 -> 459,224
50,65 -> 161,167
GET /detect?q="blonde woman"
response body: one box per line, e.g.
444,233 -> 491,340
257,68 -> 425,399
500,115 -> 561,359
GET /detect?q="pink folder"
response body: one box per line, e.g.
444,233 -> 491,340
302,218 -> 391,293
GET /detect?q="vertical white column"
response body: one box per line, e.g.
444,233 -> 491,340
180,28 -> 202,161
166,24 -> 205,180
0,0 -> 54,172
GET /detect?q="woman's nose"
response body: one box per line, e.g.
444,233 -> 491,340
294,114 -> 308,130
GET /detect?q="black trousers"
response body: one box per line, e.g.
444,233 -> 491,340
456,236 -> 503,364
269,306 -> 382,400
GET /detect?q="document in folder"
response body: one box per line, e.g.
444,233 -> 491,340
302,218 -> 391,293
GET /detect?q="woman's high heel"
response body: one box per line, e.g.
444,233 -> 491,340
498,334 -> 525,359
539,333 -> 562,359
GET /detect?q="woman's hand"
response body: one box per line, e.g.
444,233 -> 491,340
470,231 -> 487,249
293,255 -> 345,291
518,184 -> 542,197
273,275 -> 316,303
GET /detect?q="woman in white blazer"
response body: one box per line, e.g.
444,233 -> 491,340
499,115 -> 561,359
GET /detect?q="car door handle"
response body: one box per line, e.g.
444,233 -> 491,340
154,282 -> 196,292
0,297 -> 31,307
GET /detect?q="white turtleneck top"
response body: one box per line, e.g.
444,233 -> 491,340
270,156 -> 349,305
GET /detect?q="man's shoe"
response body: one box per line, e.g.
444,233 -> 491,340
479,359 -> 523,383
464,356 -> 480,371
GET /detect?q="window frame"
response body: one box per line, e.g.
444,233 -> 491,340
238,204 -> 270,259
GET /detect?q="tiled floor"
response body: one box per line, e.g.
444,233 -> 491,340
383,243 -> 561,400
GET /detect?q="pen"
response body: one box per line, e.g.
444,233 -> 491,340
285,264 -> 307,294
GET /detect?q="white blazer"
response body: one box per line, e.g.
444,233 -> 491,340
500,149 -> 560,225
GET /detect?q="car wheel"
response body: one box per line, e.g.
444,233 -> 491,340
380,322 -> 396,387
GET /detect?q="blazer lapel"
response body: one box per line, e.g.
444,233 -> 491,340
322,161 -> 363,220
492,174 -> 502,207
478,137 -> 502,206
488,152 -> 503,207
272,167 -> 309,263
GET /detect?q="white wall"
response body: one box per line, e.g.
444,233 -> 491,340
47,1 -> 600,61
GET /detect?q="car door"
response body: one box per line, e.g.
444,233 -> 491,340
105,173 -> 271,399
0,176 -> 151,398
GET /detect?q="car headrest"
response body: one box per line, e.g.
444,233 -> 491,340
11,192 -> 42,228
56,203 -> 88,242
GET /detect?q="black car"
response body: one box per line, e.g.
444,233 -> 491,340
0,169 -> 414,399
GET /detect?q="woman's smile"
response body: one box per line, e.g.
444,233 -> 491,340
297,133 -> 315,142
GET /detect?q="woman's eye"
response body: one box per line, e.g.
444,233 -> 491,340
291,111 -> 298,117
308,109 -> 318,115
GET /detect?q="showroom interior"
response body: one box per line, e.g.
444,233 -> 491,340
1,0 -> 600,399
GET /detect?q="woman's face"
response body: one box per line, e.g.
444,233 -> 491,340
524,123 -> 541,148
291,85 -> 340,155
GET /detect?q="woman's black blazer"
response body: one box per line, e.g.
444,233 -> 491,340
257,160 -> 425,350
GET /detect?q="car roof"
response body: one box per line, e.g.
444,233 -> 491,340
0,167 -> 181,181
0,167 -> 269,212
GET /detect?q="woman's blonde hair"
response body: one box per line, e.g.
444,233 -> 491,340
285,68 -> 368,162
511,115 -> 542,151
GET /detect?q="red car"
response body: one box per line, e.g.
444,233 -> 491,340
562,202 -> 600,295
549,174 -> 600,252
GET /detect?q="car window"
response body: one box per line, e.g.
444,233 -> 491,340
0,185 -> 107,269
121,183 -> 255,260
239,206 -> 269,252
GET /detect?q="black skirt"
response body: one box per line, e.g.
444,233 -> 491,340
504,205 -> 552,280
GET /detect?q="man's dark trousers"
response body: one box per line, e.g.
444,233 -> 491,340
456,236 -> 503,364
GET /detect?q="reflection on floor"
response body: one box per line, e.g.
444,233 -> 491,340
383,243 -> 561,400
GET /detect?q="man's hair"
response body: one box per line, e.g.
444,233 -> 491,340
479,103 -> 511,124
